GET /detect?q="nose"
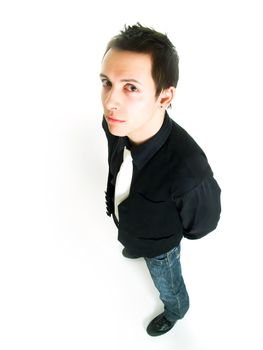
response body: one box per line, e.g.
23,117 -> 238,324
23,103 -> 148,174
103,87 -> 120,111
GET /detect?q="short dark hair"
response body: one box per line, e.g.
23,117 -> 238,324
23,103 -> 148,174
103,23 -> 179,98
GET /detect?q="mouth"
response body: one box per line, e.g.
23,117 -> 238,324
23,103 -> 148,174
106,116 -> 125,123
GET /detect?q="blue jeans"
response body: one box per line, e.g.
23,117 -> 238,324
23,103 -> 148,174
144,245 -> 189,322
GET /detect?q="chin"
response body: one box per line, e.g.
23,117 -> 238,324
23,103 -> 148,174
108,126 -> 127,137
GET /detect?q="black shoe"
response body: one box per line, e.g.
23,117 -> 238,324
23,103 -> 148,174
146,312 -> 176,336
122,248 -> 140,259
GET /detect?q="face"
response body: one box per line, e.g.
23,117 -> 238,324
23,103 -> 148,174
100,49 -> 169,144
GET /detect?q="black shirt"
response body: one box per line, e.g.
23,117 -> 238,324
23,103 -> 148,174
103,111 -> 221,258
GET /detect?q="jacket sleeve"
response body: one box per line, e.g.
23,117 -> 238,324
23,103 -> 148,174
174,176 -> 221,239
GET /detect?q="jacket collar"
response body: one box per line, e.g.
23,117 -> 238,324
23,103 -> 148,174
122,111 -> 173,170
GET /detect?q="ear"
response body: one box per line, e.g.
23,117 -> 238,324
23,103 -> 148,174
159,87 -> 176,108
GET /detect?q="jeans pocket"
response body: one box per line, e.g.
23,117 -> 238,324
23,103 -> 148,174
145,253 -> 167,268
154,253 -> 167,261
168,245 -> 180,258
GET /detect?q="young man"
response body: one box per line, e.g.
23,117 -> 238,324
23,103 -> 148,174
100,23 -> 221,337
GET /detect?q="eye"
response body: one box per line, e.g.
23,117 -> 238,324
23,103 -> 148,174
126,84 -> 138,92
101,79 -> 111,88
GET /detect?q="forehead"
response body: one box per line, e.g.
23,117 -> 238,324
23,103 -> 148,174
101,49 -> 153,83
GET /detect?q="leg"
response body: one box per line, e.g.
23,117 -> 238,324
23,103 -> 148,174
144,245 -> 189,322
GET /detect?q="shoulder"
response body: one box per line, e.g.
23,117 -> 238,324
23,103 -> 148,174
166,119 -> 213,196
168,119 -> 205,158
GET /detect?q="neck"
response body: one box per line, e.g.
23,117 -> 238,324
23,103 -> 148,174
128,110 -> 165,145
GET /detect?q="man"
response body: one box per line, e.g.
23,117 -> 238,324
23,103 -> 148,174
100,23 -> 221,337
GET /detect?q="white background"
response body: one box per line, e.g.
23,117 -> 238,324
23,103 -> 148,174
0,0 -> 262,349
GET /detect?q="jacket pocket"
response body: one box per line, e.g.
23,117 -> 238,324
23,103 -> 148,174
118,192 -> 182,239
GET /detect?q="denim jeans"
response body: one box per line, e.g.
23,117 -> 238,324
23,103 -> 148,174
144,245 -> 189,322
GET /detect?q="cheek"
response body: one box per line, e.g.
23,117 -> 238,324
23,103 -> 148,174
101,90 -> 106,104
127,94 -> 152,109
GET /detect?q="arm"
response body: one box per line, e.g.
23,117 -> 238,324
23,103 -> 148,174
174,176 -> 221,239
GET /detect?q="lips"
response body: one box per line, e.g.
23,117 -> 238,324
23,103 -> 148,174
106,115 -> 125,123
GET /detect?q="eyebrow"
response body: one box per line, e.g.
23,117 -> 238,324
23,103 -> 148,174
99,73 -> 142,85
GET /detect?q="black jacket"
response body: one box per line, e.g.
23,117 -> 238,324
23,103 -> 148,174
103,112 -> 221,258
